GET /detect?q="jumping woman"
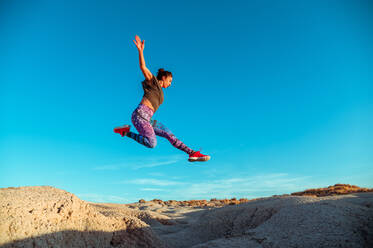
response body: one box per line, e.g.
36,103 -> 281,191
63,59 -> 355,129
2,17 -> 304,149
114,35 -> 210,162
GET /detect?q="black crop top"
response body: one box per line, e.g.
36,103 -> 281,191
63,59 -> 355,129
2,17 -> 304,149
141,75 -> 164,112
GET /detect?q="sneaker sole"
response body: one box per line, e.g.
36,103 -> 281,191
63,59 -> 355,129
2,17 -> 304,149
188,156 -> 210,162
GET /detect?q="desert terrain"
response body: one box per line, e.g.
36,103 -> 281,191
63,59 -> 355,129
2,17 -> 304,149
1,184 -> 372,247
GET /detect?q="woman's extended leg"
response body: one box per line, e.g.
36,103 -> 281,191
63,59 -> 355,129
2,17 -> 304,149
152,120 -> 194,155
125,104 -> 157,148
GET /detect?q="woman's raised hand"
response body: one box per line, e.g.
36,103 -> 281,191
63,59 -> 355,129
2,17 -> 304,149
133,35 -> 145,51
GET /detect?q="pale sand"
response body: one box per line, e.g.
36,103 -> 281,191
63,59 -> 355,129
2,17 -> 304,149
1,186 -> 372,247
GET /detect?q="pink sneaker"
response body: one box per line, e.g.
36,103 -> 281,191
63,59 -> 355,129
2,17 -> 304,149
114,125 -> 130,137
188,151 -> 210,162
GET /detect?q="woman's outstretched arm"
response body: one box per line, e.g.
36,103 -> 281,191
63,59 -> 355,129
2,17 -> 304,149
133,35 -> 153,81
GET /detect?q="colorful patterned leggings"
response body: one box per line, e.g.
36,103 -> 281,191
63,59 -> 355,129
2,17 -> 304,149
126,104 -> 195,155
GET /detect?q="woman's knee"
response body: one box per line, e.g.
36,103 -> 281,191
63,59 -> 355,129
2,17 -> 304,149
147,138 -> 157,148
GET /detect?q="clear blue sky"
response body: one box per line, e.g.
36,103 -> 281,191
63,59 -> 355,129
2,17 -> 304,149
1,0 -> 372,203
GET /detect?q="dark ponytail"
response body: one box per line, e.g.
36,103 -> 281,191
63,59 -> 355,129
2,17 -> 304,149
156,68 -> 172,81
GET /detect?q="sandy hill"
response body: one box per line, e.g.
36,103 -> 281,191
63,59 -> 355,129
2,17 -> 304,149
1,184 -> 372,248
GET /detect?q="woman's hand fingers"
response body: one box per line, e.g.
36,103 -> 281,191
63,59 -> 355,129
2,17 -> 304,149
133,40 -> 140,49
135,35 -> 142,44
134,35 -> 145,51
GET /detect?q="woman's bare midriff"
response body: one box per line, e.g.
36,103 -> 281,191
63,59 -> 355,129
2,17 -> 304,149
140,97 -> 155,111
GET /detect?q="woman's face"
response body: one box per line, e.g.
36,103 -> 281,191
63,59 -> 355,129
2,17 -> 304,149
162,76 -> 172,88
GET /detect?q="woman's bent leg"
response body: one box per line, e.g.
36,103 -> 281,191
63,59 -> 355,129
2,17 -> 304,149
126,105 -> 157,148
153,122 -> 194,154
